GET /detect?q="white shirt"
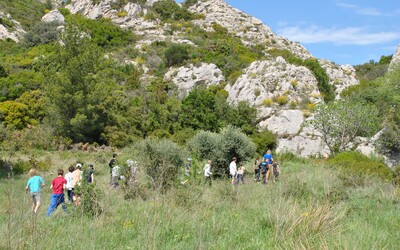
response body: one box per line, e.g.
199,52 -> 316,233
229,161 -> 237,176
65,172 -> 74,190
204,164 -> 212,177
112,166 -> 120,177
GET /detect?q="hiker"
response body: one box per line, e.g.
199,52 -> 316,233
65,165 -> 75,203
203,160 -> 212,186
111,165 -> 120,188
47,169 -> 67,217
127,159 -> 138,183
25,168 -> 45,214
185,158 -> 192,176
260,159 -> 269,184
263,150 -> 273,182
72,163 -> 83,187
85,163 -> 94,184
109,153 -> 117,184
272,159 -> 281,182
236,163 -> 245,184
229,157 -> 237,185
253,157 -> 260,182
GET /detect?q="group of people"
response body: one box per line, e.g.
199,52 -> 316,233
25,162 -> 94,216
228,150 -> 280,185
25,150 -> 281,216
253,150 -> 280,184
108,153 -> 138,188
196,149 -> 281,186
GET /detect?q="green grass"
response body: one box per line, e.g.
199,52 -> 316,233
1,151 -> 399,249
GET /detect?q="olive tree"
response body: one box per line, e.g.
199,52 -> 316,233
311,100 -> 380,155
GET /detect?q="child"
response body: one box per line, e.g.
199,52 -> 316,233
236,163 -> 245,184
47,169 -> 67,217
272,159 -> 281,182
260,159 -> 269,184
85,163 -> 94,184
25,168 -> 45,214
65,165 -> 75,203
253,157 -> 260,182
111,165 -> 120,188
203,160 -> 212,186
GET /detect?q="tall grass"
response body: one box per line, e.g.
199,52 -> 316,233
0,151 -> 399,249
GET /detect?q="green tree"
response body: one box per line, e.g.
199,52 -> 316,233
180,87 -> 220,131
312,100 -> 380,155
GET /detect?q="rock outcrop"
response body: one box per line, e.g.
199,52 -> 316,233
319,60 -> 359,98
42,9 -> 65,23
165,63 -> 225,97
0,12 -> 26,42
225,57 -> 322,107
389,45 -> 400,70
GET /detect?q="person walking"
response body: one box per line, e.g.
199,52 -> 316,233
25,168 -> 45,214
203,160 -> 212,186
47,169 -> 67,217
229,157 -> 237,185
253,157 -> 260,182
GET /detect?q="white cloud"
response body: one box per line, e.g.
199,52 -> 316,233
277,25 -> 400,45
337,1 -> 391,16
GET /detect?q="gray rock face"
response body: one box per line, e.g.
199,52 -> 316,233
0,12 -> 26,42
319,60 -> 359,98
277,125 -> 329,157
389,45 -> 400,70
42,9 -> 65,23
225,57 -> 322,107
165,63 -> 225,97
261,110 -> 304,136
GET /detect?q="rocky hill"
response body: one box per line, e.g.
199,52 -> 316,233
0,0 -> 373,158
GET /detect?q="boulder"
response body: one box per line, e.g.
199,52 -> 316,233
42,9 -> 65,23
165,63 -> 225,97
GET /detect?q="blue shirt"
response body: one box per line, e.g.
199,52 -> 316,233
27,176 -> 45,193
263,154 -> 273,164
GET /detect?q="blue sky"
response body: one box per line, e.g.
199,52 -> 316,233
177,0 -> 400,65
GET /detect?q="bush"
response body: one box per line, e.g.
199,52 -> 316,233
137,139 -> 185,192
24,21 -> 61,47
74,182 -> 103,217
250,130 -> 277,156
165,44 -> 190,67
153,0 -> 194,21
328,151 -> 392,180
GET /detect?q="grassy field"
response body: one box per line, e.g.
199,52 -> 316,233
1,150 -> 400,249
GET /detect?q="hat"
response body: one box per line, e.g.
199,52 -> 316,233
113,153 -> 117,157
76,163 -> 82,169
88,163 -> 94,167
187,158 -> 192,161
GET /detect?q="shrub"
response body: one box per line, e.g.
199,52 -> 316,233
328,151 -> 392,180
74,181 -> 104,217
276,95 -> 288,105
137,139 -> 185,192
250,130 -> 277,156
165,44 -> 190,67
153,0 -> 194,21
262,98 -> 274,107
